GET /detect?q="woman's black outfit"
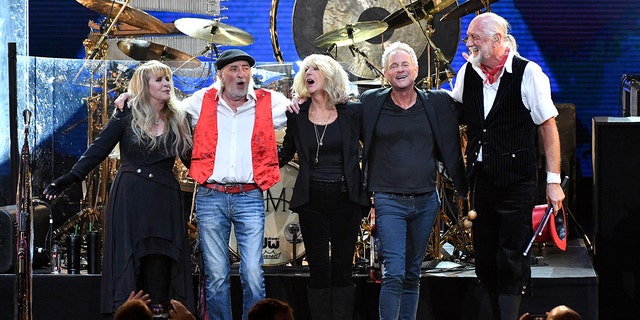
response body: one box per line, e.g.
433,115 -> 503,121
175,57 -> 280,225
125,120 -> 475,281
56,108 -> 194,314
278,100 -> 369,320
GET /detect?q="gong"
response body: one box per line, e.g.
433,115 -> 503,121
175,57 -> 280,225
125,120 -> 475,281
292,0 -> 461,83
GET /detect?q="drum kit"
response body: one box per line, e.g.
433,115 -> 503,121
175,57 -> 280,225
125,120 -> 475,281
64,0 -> 497,270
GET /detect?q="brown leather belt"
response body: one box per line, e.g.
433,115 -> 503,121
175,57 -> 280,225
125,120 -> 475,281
201,182 -> 260,194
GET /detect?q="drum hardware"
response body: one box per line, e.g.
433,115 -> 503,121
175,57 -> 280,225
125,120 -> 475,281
313,22 -> 388,79
292,0 -> 459,83
426,165 -> 474,266
174,18 -> 254,47
313,21 -> 389,48
440,0 -> 499,22
285,223 -> 301,266
383,0 -> 457,30
366,202 -> 382,283
386,0 -> 457,89
75,0 -> 172,34
270,0 -> 284,63
116,39 -> 202,69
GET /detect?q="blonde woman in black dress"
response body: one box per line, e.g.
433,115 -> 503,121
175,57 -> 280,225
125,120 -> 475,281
44,60 -> 194,318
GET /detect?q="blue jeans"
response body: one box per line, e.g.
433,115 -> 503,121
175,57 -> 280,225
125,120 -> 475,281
374,191 -> 440,320
196,186 -> 266,320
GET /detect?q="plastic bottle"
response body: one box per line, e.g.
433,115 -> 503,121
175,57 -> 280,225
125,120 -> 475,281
50,242 -> 61,274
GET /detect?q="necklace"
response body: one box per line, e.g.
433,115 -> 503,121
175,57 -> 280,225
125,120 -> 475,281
153,118 -> 160,126
313,123 -> 328,164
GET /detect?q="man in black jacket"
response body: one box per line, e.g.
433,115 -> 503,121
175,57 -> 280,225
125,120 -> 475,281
359,42 -> 466,320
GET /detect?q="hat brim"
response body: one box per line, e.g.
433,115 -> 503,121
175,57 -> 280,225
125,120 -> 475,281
531,204 -> 567,251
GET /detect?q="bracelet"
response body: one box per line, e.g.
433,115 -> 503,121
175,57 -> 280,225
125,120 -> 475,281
546,171 -> 561,184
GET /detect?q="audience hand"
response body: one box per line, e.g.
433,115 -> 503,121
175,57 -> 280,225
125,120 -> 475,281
168,299 -> 196,320
126,290 -> 151,305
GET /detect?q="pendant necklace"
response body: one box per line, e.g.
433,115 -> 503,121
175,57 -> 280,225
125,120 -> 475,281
153,118 -> 160,126
313,112 -> 331,164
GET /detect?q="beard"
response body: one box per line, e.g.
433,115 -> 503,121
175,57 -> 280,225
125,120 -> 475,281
467,46 -> 489,67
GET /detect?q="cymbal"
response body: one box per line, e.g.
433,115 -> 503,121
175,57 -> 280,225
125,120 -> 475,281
440,0 -> 500,21
117,39 -> 201,68
313,21 -> 388,48
76,0 -> 171,34
384,0 -> 457,30
173,18 -> 254,46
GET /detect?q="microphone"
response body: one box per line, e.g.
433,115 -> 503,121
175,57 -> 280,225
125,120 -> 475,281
23,109 -> 32,126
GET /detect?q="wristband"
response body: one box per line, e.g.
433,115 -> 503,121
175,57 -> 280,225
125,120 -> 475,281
546,171 -> 561,184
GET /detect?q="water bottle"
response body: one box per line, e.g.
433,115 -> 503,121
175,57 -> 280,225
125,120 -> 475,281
50,242 -> 61,274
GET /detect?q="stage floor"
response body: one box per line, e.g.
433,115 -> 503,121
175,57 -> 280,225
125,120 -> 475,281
0,239 -> 597,320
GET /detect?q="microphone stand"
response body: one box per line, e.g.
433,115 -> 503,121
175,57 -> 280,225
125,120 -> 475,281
287,223 -> 300,267
15,110 -> 34,320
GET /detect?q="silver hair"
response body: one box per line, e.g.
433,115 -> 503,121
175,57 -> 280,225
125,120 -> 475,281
381,42 -> 419,70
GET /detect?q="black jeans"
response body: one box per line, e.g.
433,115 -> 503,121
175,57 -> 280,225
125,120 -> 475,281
297,180 -> 362,289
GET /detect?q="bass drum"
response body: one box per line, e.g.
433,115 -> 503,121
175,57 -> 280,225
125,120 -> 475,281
229,162 -> 305,266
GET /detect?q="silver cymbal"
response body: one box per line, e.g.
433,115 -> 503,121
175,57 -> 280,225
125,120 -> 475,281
174,18 -> 254,46
117,39 -> 201,68
313,21 -> 388,48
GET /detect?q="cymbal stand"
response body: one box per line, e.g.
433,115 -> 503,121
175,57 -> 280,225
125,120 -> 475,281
174,45 -> 213,73
348,45 -> 384,79
72,0 -> 131,83
395,0 -> 455,89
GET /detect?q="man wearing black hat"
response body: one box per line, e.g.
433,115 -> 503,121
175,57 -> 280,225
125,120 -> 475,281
183,49 -> 290,320
117,49 -> 291,320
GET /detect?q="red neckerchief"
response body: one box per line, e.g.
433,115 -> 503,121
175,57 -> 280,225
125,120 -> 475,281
480,48 -> 510,84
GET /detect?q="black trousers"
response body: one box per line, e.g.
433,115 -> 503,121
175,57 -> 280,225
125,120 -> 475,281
296,180 -> 362,289
471,167 -> 537,295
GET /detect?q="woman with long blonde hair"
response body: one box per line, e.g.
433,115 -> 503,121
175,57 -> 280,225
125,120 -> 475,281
279,54 -> 369,319
44,60 -> 194,318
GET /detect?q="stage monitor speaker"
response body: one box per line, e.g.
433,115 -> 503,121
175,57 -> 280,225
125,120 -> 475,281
592,116 -> 640,318
0,200 -> 52,273
621,75 -> 640,116
0,208 -> 14,273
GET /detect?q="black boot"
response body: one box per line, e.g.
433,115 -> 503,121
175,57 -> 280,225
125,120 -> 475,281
307,286 -> 332,320
331,284 -> 355,320
498,293 -> 522,320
